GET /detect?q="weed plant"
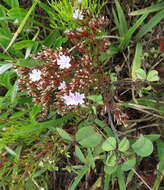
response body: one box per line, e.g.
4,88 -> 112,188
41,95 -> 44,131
0,0 -> 164,189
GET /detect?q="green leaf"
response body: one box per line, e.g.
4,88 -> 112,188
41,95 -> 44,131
114,0 -> 128,36
87,95 -> 103,104
156,139 -> 164,162
121,158 -> 136,171
30,105 -> 42,122
117,168 -> 126,190
131,42 -> 143,80
129,2 -> 164,15
132,135 -> 153,157
3,0 -> 19,8
13,40 -> 38,50
104,165 -> 118,175
118,137 -> 130,152
79,133 -> 102,148
145,134 -> 160,142
136,9 -> 164,39
102,137 -> 117,151
147,70 -> 159,81
8,8 -> 26,20
135,68 -> 147,80
16,58 -> 47,67
56,128 -> 73,141
106,153 -> 117,167
75,145 -> 86,164
76,126 -> 94,141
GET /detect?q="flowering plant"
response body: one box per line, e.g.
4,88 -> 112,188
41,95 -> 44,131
16,2 -> 128,125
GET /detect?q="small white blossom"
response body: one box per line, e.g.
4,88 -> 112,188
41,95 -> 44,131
57,54 -> 71,69
63,92 -> 85,106
29,69 -> 41,82
58,81 -> 66,90
73,8 -> 83,20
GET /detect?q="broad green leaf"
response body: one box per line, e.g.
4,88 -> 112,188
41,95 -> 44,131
79,133 -> 102,148
118,137 -> 130,152
121,158 -> 136,171
102,137 -> 117,151
132,135 -> 153,157
104,165 -> 118,175
56,128 -> 73,141
76,126 -> 94,141
87,95 -> 103,104
94,118 -> 113,137
131,42 -> 143,80
106,153 -> 117,167
147,70 -> 159,81
75,145 -> 86,164
135,68 -> 146,80
145,134 -> 160,142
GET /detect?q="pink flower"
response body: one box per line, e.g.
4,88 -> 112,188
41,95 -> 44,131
63,92 -> 85,106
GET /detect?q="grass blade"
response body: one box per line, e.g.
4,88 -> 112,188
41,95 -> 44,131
131,42 -> 143,80
136,9 -> 164,40
121,13 -> 148,48
5,0 -> 39,52
129,2 -> 164,16
114,0 -> 128,35
69,168 -> 88,190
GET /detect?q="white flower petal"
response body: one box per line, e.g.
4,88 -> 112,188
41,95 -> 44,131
58,81 -> 66,90
29,69 -> 41,82
57,54 -> 71,69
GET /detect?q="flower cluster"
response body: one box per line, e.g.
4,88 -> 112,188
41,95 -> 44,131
16,9 -> 127,124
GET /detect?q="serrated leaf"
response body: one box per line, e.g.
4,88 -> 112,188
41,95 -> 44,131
147,70 -> 159,81
135,68 -> 147,80
56,128 -> 73,141
102,137 -> 117,151
121,158 -> 136,171
118,137 -> 130,152
132,135 -> 153,157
